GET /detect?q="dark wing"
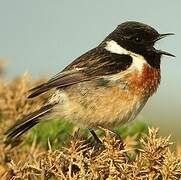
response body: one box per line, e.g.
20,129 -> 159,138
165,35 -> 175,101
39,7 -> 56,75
28,47 -> 132,98
4,104 -> 55,145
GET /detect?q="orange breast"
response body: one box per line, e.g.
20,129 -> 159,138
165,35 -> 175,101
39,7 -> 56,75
129,64 -> 160,97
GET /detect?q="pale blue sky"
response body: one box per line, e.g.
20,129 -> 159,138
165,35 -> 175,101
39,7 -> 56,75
0,0 -> 180,140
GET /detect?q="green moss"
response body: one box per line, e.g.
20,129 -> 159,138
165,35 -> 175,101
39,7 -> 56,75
115,120 -> 149,138
27,119 -> 74,148
27,119 -> 149,149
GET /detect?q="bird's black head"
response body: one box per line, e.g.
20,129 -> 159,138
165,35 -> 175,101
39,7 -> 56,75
103,21 -> 174,68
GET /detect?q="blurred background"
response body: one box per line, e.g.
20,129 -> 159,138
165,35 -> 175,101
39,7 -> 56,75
0,1 -> 180,141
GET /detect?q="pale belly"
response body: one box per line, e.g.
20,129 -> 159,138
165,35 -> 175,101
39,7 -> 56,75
50,80 -> 149,129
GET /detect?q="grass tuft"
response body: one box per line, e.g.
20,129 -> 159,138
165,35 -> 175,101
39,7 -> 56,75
2,128 -> 181,179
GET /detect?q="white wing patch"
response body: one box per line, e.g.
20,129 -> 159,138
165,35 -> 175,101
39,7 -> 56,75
105,40 -> 147,72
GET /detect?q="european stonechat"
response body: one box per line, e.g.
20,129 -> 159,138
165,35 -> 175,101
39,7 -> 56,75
5,21 -> 175,144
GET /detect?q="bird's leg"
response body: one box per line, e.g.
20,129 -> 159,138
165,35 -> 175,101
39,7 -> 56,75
88,129 -> 105,156
89,129 -> 102,144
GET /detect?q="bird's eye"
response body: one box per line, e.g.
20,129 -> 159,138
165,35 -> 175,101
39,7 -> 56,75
134,36 -> 142,43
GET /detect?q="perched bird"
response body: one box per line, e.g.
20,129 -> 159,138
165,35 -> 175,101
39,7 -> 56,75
5,21 -> 174,144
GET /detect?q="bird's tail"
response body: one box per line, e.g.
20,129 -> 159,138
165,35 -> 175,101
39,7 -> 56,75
4,103 -> 55,145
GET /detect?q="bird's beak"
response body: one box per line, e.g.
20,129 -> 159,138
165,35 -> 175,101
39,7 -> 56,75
156,33 -> 175,41
154,33 -> 175,57
154,49 -> 175,57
